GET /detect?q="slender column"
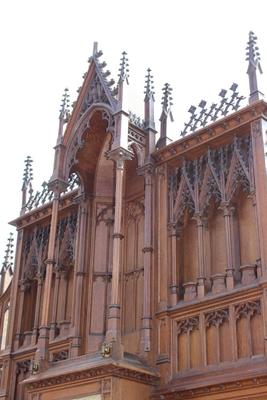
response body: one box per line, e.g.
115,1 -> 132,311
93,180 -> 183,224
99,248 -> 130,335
169,224 -> 178,306
157,165 -> 169,310
49,269 -> 60,340
31,275 -> 44,345
221,203 -> 234,289
6,229 -> 24,350
251,192 -> 262,277
70,194 -> 88,356
194,214 -> 205,298
35,188 -> 62,369
14,281 -> 28,350
251,119 -> 267,278
106,150 -> 131,348
139,165 -> 154,352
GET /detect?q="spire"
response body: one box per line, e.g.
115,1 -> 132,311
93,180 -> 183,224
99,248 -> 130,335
157,83 -> 174,149
21,156 -> 33,213
246,31 -> 264,103
2,233 -> 14,271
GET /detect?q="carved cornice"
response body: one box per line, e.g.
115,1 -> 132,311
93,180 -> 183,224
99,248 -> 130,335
152,365 -> 267,399
24,361 -> 159,390
10,191 -> 78,229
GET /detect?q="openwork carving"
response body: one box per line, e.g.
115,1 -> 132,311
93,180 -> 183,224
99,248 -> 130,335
80,44 -> 117,116
235,300 -> 261,320
177,317 -> 199,334
22,224 -> 50,283
129,111 -> 145,129
55,212 -> 78,272
169,136 -> 254,224
181,83 -> 245,136
51,349 -> 69,363
205,309 -> 229,327
25,173 -> 79,212
81,74 -> 111,114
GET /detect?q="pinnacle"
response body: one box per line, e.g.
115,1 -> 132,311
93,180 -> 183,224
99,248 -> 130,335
246,31 -> 262,71
144,68 -> 155,101
2,233 -> 14,270
59,88 -> 70,121
161,83 -> 173,115
118,51 -> 129,84
22,156 -> 33,188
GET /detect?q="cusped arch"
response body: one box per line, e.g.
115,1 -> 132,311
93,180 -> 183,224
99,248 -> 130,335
62,105 -> 115,194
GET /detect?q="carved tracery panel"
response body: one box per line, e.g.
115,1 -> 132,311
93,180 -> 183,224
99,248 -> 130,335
169,136 -> 256,295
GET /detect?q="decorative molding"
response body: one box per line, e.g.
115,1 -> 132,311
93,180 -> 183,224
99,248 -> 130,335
25,363 -> 159,390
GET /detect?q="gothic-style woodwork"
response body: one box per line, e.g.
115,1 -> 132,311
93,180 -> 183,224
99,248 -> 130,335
2,34 -> 267,400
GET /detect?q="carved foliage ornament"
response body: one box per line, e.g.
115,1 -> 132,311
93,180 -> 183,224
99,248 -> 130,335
126,200 -> 144,223
205,308 -> 229,328
235,300 -> 261,320
177,316 -> 199,335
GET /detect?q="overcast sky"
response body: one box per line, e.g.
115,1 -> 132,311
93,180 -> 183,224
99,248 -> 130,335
0,0 -> 267,261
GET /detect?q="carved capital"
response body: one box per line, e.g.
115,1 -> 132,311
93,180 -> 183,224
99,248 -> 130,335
106,147 -> 133,167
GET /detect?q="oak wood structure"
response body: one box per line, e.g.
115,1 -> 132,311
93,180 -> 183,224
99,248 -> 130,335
0,32 -> 267,399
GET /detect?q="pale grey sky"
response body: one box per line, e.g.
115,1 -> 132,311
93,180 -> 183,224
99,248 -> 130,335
0,0 -> 267,260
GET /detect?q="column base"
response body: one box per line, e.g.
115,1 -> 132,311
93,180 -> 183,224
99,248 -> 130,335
34,325 -> 50,372
105,304 -> 121,343
226,268 -> 234,289
70,336 -> 82,357
140,317 -> 152,353
197,277 -> 205,298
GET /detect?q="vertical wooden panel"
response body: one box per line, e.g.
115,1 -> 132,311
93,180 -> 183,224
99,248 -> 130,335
183,217 -> 198,282
210,210 -> 226,275
190,329 -> 201,369
237,317 -> 249,358
219,322 -> 232,362
251,313 -> 264,355
206,326 -> 217,365
94,221 -> 108,272
90,277 -> 106,334
178,333 -> 187,371
238,193 -> 257,265
124,277 -> 135,333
